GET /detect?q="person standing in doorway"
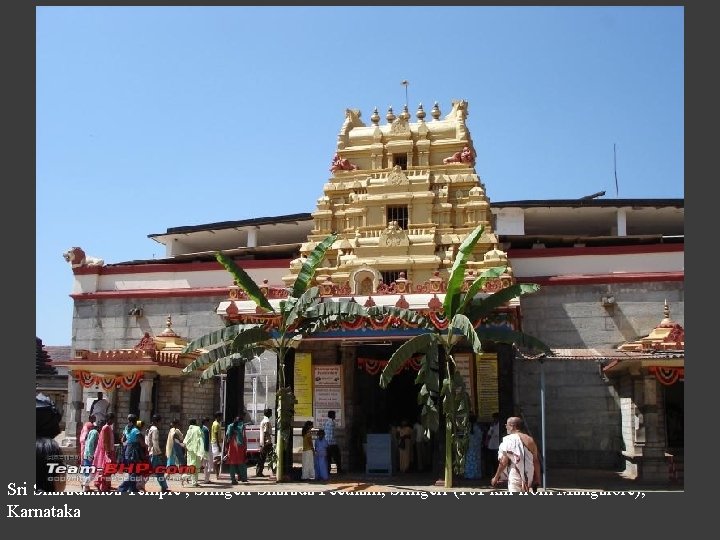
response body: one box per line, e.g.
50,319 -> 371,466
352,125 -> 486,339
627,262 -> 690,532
464,414 -> 484,480
300,421 -> 315,480
323,410 -> 341,475
396,420 -> 414,474
413,416 -> 430,472
256,408 -> 273,477
89,391 -> 110,426
314,429 -> 329,481
483,412 -> 500,479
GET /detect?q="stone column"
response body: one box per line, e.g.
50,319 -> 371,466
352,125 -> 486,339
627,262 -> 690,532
638,373 -> 669,483
139,372 -> 155,424
60,374 -> 84,449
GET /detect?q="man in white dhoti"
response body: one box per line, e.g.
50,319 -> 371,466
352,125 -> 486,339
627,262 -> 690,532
490,416 -> 540,493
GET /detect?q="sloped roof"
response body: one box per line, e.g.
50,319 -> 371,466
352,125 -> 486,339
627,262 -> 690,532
45,346 -> 72,362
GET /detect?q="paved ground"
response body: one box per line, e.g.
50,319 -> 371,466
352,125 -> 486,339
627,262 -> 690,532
62,465 -> 684,494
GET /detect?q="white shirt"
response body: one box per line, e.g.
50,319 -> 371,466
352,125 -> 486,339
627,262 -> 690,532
90,398 -> 110,423
260,416 -> 272,446
147,425 -> 162,456
486,422 -> 500,450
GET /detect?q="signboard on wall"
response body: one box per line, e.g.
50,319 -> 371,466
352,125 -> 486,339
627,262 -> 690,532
313,365 -> 344,428
475,353 -> 499,422
453,353 -> 474,400
294,352 -> 313,421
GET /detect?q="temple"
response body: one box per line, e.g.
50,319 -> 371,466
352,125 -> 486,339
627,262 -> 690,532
54,99 -> 683,484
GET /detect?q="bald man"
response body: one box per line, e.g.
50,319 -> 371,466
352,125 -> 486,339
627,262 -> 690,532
490,416 -> 541,492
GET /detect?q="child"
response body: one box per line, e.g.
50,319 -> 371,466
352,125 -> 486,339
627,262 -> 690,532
314,429 -> 329,481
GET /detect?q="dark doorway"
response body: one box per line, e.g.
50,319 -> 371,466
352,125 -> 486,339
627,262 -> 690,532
225,365 -> 246,422
664,381 -> 684,449
351,345 -> 422,472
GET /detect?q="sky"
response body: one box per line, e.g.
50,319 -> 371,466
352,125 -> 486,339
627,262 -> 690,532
36,6 -> 684,346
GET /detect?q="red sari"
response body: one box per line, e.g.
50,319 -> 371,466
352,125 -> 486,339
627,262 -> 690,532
225,422 -> 247,465
92,423 -> 115,491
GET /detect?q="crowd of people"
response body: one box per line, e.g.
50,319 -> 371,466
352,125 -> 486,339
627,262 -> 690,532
37,390 -> 542,492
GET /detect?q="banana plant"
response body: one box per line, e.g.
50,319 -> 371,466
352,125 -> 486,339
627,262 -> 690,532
377,224 -> 550,487
181,233 -> 367,482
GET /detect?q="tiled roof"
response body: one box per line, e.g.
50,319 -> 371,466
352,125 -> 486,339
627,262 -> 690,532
45,346 -> 72,362
516,347 -> 684,361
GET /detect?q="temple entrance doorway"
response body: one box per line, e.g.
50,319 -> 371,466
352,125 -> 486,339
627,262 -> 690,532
350,344 -> 427,473
664,380 -> 684,449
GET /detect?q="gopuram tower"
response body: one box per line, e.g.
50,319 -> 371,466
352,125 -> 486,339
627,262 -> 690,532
283,100 -> 513,295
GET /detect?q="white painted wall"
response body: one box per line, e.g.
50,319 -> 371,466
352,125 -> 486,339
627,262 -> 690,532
72,251 -> 683,294
493,207 -> 525,235
510,251 -> 683,277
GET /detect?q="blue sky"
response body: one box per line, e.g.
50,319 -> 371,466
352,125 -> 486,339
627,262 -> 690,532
36,6 -> 684,346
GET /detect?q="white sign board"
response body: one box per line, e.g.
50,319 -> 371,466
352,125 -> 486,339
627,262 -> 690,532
313,365 -> 344,428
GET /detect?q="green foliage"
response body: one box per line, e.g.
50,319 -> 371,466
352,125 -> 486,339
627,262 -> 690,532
215,252 -> 275,313
182,233 -> 364,482
292,234 -> 337,299
378,224 -> 549,486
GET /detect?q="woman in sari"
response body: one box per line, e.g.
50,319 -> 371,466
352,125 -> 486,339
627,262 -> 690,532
301,421 -> 315,480
464,414 -> 483,480
118,414 -> 146,492
223,416 -> 248,484
396,420 -> 413,473
166,419 -> 186,467
78,414 -> 96,466
182,419 -> 205,487
92,413 -> 116,491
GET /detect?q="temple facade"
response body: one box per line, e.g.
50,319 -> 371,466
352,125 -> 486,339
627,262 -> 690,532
54,99 -> 683,484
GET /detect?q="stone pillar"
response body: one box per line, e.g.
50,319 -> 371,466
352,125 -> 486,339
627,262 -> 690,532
60,374 -> 84,449
139,372 -> 155,424
637,373 -> 669,482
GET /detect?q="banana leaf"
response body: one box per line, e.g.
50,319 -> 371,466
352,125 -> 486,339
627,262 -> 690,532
180,324 -> 260,354
457,266 -> 506,314
291,234 -> 337,299
443,225 -> 485,317
448,314 -> 483,353
475,326 -> 552,354
380,333 -> 435,389
216,252 -> 275,313
467,283 -> 541,321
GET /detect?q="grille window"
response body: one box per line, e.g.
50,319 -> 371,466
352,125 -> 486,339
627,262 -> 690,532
387,206 -> 408,230
381,270 -> 407,285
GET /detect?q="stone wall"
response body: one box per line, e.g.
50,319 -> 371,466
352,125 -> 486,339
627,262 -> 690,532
69,281 -> 683,471
514,358 -> 622,468
514,280 -> 683,469
520,281 -> 684,349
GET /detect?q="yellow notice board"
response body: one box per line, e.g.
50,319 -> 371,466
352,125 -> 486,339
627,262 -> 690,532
294,352 -> 313,420
475,353 -> 499,422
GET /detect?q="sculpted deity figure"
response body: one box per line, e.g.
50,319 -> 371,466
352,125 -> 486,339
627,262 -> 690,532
330,153 -> 358,172
443,146 -> 474,165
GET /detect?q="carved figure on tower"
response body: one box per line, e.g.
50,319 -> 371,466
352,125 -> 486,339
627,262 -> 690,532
443,145 -> 474,165
330,153 -> 358,172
